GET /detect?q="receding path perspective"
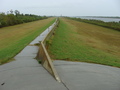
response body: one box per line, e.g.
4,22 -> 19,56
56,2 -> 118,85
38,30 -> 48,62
0,18 -> 120,90
0,21 -> 67,90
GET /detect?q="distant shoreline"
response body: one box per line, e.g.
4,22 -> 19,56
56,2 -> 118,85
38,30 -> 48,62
75,16 -> 120,19
74,16 -> 120,22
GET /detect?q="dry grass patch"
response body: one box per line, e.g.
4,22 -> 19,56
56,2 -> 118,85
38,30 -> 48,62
65,18 -> 120,57
49,18 -> 120,67
0,18 -> 55,64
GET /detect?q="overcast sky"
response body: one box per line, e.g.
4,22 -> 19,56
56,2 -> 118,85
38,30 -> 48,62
0,0 -> 120,16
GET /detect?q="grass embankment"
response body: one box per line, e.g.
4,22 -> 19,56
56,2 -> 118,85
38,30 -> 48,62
49,18 -> 120,67
70,17 -> 120,31
0,18 -> 55,64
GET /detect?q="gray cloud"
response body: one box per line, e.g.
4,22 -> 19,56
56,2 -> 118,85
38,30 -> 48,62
0,0 -> 120,16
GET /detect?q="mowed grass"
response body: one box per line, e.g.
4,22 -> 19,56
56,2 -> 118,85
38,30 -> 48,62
49,18 -> 120,67
0,18 -> 55,64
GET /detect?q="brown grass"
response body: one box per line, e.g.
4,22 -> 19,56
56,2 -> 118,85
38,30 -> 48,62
63,18 -> 120,57
0,18 -> 54,49
0,18 -> 55,64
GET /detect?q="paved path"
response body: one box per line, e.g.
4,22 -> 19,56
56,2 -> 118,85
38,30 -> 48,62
0,23 -> 67,90
0,21 -> 120,90
54,60 -> 120,90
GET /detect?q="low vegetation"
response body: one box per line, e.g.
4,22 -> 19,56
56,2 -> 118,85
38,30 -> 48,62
0,18 -> 55,64
69,17 -> 120,31
49,18 -> 120,67
0,10 -> 48,28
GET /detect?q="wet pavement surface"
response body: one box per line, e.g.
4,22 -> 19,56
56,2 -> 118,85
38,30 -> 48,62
0,21 -> 120,90
0,22 -> 67,90
54,60 -> 120,90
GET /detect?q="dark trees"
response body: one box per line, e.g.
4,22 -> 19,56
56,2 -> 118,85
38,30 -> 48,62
0,10 -> 48,28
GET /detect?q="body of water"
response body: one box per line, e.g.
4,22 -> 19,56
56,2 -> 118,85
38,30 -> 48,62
77,16 -> 120,22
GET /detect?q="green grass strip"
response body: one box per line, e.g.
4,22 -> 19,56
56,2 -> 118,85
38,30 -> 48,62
49,18 -> 120,68
0,19 -> 55,64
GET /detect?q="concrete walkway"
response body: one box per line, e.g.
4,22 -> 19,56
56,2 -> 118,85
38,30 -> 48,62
0,24 -> 67,90
54,60 -> 120,90
0,22 -> 120,90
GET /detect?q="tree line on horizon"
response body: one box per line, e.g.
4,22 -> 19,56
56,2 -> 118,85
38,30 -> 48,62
0,10 -> 48,28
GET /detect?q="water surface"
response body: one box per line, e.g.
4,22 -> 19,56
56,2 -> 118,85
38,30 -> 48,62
77,16 -> 120,22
